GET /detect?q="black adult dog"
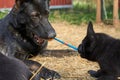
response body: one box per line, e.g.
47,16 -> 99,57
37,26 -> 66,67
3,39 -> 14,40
78,22 -> 120,80
0,0 -> 60,79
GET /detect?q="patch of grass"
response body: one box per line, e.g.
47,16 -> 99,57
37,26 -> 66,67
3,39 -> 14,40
48,0 -> 117,25
0,11 -> 9,19
49,2 -> 96,25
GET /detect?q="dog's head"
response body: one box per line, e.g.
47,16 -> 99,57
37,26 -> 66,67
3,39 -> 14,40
78,22 -> 97,61
14,0 -> 56,42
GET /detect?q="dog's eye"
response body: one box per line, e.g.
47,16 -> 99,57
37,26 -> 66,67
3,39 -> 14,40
31,12 -> 40,18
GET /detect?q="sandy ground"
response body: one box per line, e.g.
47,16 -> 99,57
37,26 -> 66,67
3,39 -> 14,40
32,21 -> 120,80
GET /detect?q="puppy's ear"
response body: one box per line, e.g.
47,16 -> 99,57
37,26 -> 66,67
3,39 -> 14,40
87,21 -> 95,35
87,21 -> 96,39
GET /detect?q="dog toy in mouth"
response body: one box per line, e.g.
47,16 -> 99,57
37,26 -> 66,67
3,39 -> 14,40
54,37 -> 78,51
48,38 -> 53,41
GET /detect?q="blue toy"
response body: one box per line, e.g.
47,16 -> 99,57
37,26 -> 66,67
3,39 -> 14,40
54,37 -> 78,51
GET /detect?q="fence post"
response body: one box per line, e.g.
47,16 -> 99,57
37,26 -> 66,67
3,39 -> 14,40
96,0 -> 102,23
113,0 -> 119,28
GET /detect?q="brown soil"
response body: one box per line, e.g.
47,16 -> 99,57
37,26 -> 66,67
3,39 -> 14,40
32,21 -> 120,80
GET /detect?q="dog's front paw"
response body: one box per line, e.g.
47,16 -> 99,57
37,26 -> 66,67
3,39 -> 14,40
39,68 -> 61,80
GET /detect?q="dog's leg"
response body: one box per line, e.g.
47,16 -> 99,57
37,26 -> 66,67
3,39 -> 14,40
23,60 -> 61,80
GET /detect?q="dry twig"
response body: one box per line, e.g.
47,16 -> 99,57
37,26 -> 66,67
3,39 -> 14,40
29,62 -> 46,80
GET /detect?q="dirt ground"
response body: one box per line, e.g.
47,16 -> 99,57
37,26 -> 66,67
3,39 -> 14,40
32,21 -> 120,80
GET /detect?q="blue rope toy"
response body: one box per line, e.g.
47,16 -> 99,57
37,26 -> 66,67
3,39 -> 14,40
54,37 -> 78,51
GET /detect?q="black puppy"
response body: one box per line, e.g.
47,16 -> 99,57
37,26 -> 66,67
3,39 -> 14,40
78,22 -> 120,80
0,0 -> 60,79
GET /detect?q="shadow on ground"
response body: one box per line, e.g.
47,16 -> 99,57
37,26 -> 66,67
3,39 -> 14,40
41,49 -> 79,58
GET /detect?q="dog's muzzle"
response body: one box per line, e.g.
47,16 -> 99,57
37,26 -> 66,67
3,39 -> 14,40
48,32 -> 56,39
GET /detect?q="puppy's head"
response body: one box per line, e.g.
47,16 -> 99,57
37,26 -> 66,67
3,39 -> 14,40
78,22 -> 97,61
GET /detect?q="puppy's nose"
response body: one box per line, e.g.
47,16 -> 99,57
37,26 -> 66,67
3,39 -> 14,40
48,32 -> 56,39
78,44 -> 83,54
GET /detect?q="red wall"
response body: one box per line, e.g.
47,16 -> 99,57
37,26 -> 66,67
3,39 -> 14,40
0,0 -> 14,8
50,0 -> 72,5
0,0 -> 72,8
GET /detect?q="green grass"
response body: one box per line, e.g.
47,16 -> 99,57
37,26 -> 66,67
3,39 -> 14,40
49,2 -> 96,25
0,11 -> 8,19
48,1 -> 116,25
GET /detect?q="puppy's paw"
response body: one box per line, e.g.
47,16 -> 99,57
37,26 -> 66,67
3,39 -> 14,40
88,70 -> 100,78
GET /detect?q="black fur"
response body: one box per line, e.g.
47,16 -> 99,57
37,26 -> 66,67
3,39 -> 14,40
0,0 -> 60,79
0,52 -> 57,80
0,0 -> 56,59
0,52 -> 33,80
78,22 -> 120,80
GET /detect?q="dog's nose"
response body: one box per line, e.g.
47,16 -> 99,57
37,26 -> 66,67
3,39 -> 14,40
48,32 -> 56,39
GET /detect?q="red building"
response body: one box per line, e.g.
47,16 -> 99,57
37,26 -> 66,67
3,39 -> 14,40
50,0 -> 72,9
0,0 -> 72,10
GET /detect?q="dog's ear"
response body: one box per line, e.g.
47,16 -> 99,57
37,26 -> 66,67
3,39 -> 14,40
15,0 -> 23,8
87,21 -> 95,38
15,0 -> 28,8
